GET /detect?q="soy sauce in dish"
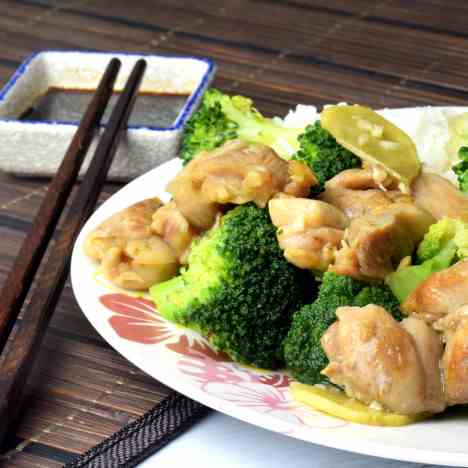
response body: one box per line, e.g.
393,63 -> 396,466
21,87 -> 190,128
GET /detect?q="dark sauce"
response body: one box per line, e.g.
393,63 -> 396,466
21,87 -> 190,128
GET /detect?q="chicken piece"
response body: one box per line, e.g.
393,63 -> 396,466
434,305 -> 468,341
320,168 -> 412,220
412,173 -> 468,222
277,227 -> 345,270
166,169 -> 221,230
151,201 -> 199,264
84,199 -> 179,290
167,140 -> 316,229
401,317 -> 445,412
269,197 -> 348,269
98,237 -> 179,291
443,320 -> 468,405
85,198 -> 162,261
284,160 -> 318,197
269,197 -> 349,229
331,203 -> 434,280
402,259 -> 468,323
434,307 -> 468,405
321,305 -> 444,415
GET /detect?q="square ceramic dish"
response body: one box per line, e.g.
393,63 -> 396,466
0,50 -> 215,181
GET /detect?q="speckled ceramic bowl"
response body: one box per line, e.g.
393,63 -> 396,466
0,50 -> 215,181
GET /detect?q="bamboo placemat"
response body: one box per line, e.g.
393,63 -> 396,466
0,0 -> 468,466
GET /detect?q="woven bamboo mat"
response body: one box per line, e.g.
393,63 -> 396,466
0,0 -> 467,466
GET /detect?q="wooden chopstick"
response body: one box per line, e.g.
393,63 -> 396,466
0,58 -> 147,444
0,58 -> 121,354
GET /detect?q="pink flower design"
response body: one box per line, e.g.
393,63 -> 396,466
231,364 -> 293,388
168,335 -> 242,388
171,339 -> 293,390
99,296 -> 347,430
210,382 -> 291,412
166,335 -> 226,361
202,381 -> 307,426
178,358 -> 244,388
100,294 -> 223,356
255,373 -> 292,388
100,294 -> 175,344
204,382 -> 348,428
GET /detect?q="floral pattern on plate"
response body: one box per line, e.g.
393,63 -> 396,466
98,292 -> 343,429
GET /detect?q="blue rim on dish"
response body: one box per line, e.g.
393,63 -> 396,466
0,49 -> 216,132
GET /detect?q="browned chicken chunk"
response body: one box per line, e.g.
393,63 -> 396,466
433,305 -> 468,405
166,167 -> 221,230
434,307 -> 468,405
331,203 -> 434,280
403,258 -> 468,405
320,168 -> 412,220
401,317 -> 445,412
151,201 -> 199,264
284,160 -> 318,197
84,199 -> 179,290
412,173 -> 468,222
434,305 -> 468,341
321,305 -> 445,415
269,197 -> 348,269
402,259 -> 468,323
167,139 -> 316,229
443,320 -> 468,405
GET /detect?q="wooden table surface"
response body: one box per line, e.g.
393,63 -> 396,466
0,0 -> 466,466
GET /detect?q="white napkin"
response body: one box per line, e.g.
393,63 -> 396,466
140,412 -> 443,468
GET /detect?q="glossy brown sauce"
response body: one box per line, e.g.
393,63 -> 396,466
21,87 -> 190,127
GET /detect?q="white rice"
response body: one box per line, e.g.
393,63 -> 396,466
378,106 -> 463,184
279,104 -> 319,128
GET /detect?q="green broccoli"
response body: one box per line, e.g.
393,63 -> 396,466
353,285 -> 402,321
291,121 -> 361,191
453,146 -> 468,192
180,89 -> 238,164
150,203 -> 310,369
386,217 -> 468,302
417,216 -> 468,261
283,272 -> 402,385
180,88 -> 304,164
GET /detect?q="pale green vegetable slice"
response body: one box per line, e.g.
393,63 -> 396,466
291,382 -> 427,427
321,105 -> 421,186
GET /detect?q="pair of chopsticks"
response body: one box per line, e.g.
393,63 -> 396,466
0,58 -> 147,444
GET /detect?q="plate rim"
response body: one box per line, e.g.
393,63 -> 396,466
71,107 -> 468,466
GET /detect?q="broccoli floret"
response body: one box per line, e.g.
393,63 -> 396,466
283,273 -> 360,384
354,285 -> 402,321
418,217 -> 468,262
283,272 -> 402,385
386,217 -> 468,302
417,217 -> 459,262
180,88 -> 304,164
453,146 -> 468,193
180,93 -> 237,165
291,121 -> 361,191
150,204 -> 309,369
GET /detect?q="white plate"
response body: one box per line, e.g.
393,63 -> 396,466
71,107 -> 468,467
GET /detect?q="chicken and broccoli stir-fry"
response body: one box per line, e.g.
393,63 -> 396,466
84,89 -> 468,425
